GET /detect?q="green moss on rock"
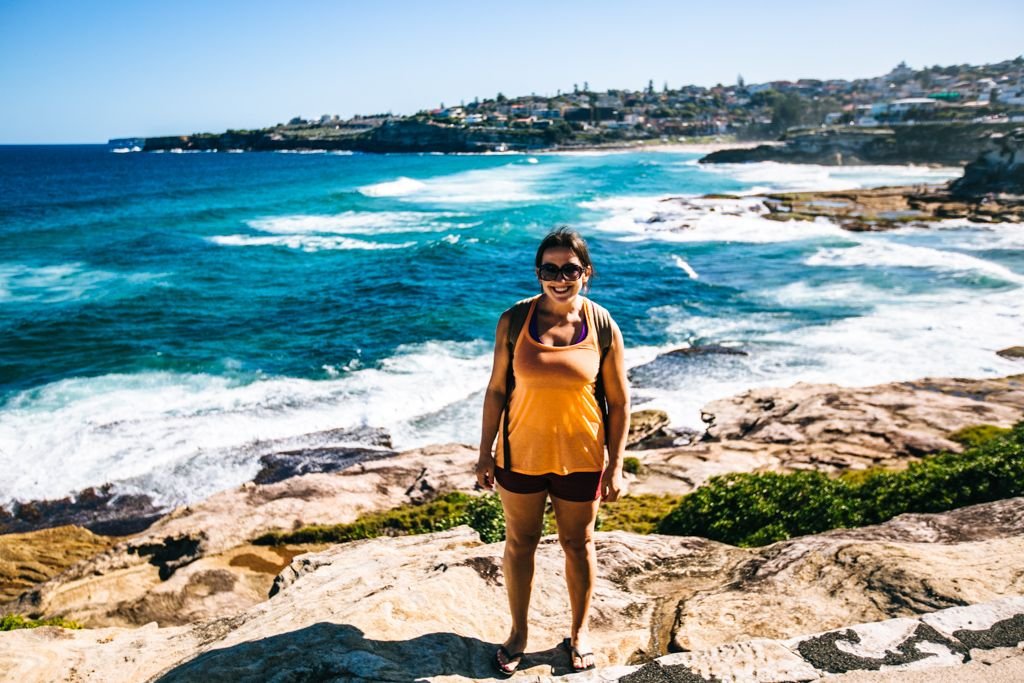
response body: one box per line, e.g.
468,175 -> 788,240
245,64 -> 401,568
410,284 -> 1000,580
1,614 -> 82,631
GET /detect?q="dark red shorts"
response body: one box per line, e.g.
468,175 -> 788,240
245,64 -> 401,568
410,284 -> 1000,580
495,468 -> 603,502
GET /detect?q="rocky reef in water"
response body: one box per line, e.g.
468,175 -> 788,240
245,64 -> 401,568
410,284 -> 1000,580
711,127 -> 1024,230
699,122 -> 1021,166
1,373 -> 1023,680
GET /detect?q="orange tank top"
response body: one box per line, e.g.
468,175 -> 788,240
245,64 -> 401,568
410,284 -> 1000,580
496,297 -> 605,475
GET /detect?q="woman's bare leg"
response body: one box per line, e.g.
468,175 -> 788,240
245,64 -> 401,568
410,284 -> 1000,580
551,494 -> 601,669
496,484 -> 548,670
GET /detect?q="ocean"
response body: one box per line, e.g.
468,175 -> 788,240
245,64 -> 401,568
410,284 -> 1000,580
1,144 -> 1021,510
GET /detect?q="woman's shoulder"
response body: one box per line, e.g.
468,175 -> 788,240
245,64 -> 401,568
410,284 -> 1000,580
501,294 -> 540,318
582,296 -> 616,322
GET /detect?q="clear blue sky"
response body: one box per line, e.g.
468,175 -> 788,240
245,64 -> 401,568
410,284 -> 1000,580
1,0 -> 1021,143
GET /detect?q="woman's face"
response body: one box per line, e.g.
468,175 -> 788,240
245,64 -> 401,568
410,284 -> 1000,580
537,247 -> 590,303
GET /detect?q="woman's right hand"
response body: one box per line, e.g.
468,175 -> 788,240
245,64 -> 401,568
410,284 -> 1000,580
475,455 -> 495,491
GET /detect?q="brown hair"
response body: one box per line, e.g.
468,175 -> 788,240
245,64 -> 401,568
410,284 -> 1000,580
534,227 -> 595,277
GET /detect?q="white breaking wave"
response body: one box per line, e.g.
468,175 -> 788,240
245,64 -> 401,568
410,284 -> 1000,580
358,163 -> 555,204
581,194 -> 848,244
0,340 -> 492,507
696,161 -> 962,194
358,176 -> 427,197
0,262 -> 164,304
805,240 -> 1024,285
673,255 -> 699,279
628,285 -> 1023,432
209,234 -> 415,252
246,210 -> 467,235
885,220 -> 1024,252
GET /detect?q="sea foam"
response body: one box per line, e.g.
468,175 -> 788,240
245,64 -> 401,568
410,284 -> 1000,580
0,262 -> 163,304
0,340 -> 492,507
695,161 -> 962,193
246,210 -> 467,235
805,240 -> 1024,285
208,235 -> 416,252
581,194 -> 847,244
359,163 -> 554,204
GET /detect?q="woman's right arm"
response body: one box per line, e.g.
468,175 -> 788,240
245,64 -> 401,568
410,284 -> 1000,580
477,311 -> 512,490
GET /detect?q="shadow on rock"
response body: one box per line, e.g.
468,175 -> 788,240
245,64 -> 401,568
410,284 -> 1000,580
152,622 -> 582,682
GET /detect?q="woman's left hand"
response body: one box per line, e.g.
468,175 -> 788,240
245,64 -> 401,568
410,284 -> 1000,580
600,468 -> 624,502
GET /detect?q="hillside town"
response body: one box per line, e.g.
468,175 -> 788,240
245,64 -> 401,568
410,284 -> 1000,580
283,57 -> 1024,144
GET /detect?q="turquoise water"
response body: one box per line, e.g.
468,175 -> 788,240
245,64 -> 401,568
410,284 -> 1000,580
1,145 -> 1021,507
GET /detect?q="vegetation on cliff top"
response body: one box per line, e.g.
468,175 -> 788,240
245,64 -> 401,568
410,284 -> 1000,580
658,421 -> 1024,545
0,614 -> 82,631
254,422 -> 1021,549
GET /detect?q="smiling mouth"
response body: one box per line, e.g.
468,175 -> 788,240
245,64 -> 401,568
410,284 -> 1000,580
551,286 -> 571,294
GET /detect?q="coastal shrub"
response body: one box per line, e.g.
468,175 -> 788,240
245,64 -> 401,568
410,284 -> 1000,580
622,457 -> 644,475
1,614 -> 82,631
948,424 -> 1012,449
657,471 -> 853,546
596,494 -> 682,534
253,492 -> 554,547
253,492 -> 474,545
657,421 -> 1024,546
463,493 -> 506,544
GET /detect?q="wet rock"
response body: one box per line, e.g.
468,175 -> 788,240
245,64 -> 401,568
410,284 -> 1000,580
997,346 -> 1024,360
664,345 -> 748,357
628,346 -> 748,389
949,127 -> 1024,197
0,484 -> 162,537
253,446 -> 395,485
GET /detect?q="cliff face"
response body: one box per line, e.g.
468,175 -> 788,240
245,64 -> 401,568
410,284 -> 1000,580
950,127 -> 1024,196
700,123 -> 1021,166
141,120 -> 552,153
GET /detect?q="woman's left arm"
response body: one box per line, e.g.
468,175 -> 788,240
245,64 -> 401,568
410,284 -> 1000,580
600,320 -> 630,502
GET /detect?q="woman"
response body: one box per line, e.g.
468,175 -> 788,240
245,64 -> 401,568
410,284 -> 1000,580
476,227 -> 630,675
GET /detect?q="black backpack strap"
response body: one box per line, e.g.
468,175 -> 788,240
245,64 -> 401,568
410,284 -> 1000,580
585,298 -> 615,449
502,296 -> 537,471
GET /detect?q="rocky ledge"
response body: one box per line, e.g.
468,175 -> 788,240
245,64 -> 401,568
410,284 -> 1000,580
759,184 -> 1024,231
1,497 -> 1023,681
699,122 -> 1021,167
1,373 -> 1022,681
726,127 -> 1024,231
3,374 -> 1022,632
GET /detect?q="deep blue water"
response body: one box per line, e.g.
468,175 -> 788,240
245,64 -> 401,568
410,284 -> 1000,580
1,145 -> 1019,507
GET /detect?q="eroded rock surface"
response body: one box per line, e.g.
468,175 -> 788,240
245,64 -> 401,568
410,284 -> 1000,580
699,375 -> 1024,466
6,375 -> 1023,630
0,526 -> 115,603
3,443 -> 479,627
1,497 -> 1023,682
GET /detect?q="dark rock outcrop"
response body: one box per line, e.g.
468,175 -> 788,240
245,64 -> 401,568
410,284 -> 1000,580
0,484 -> 162,537
949,127 -> 1024,197
700,123 -> 1020,166
997,346 -> 1024,360
143,120 -> 553,153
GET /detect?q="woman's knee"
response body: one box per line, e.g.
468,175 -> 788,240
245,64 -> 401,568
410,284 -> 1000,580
558,533 -> 593,557
505,528 -> 543,554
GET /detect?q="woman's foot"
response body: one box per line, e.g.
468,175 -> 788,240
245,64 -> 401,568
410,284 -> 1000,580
563,633 -> 595,672
495,632 -> 527,676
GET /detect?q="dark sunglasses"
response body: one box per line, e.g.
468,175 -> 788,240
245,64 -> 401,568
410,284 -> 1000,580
538,263 -> 586,281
